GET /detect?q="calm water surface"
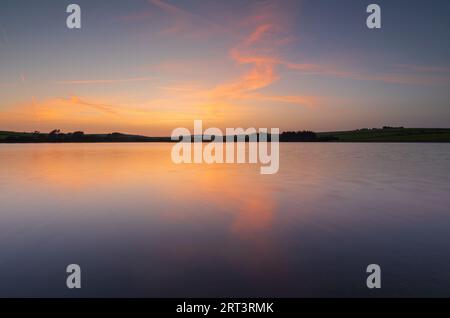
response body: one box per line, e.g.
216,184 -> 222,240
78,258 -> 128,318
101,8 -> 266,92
0,143 -> 450,297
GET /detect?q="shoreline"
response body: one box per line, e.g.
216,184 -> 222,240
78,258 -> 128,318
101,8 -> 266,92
2,140 -> 450,144
2,127 -> 450,143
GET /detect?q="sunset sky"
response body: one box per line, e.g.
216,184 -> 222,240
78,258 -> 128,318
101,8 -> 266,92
1,0 -> 450,136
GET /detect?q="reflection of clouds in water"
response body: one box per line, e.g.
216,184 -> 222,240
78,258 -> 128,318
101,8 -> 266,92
1,144 -> 277,236
3,143 -> 450,296
1,143 -> 171,189
0,144 -> 300,281
170,164 -> 276,237
156,161 -> 289,278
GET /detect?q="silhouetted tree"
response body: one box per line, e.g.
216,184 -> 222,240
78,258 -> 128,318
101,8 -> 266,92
280,131 -> 317,142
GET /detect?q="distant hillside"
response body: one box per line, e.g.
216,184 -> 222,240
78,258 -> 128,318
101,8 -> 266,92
318,127 -> 450,142
1,127 -> 450,143
0,130 -> 171,143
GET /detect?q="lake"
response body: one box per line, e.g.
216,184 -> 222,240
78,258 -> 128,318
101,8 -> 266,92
0,143 -> 449,297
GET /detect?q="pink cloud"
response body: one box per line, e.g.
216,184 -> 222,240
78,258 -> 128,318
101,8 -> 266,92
245,23 -> 273,45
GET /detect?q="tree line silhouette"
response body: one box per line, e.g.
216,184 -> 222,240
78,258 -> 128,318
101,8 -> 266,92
1,129 -> 339,143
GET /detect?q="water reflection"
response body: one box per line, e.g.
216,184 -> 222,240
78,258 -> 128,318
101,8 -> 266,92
0,143 -> 450,297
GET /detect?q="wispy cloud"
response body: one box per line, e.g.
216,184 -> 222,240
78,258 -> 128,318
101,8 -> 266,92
62,96 -> 119,115
283,61 -> 450,85
143,1 -> 316,108
395,64 -> 450,73
245,23 -> 273,45
156,84 -> 201,93
229,50 -> 450,86
148,0 -> 227,38
149,0 -> 189,17
204,2 -> 315,108
55,77 -> 155,85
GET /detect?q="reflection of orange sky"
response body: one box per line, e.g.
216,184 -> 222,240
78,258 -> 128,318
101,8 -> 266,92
1,143 -> 345,279
1,143 -> 285,274
0,143 -> 274,238
174,164 -> 276,238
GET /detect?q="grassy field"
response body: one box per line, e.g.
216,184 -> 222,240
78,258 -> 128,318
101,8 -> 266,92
0,131 -> 33,140
318,128 -> 450,142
